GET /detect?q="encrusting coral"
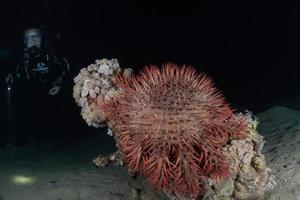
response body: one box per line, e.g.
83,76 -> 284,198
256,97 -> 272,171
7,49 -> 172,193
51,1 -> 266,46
73,60 -> 275,200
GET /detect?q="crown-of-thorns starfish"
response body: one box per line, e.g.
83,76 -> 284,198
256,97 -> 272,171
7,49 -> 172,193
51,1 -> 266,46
100,63 -> 250,199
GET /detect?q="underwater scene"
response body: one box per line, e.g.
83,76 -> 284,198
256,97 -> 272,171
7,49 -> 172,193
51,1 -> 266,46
0,1 -> 299,200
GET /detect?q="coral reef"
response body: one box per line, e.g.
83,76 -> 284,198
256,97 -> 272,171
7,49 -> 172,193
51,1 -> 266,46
74,60 -> 275,200
73,58 -> 132,128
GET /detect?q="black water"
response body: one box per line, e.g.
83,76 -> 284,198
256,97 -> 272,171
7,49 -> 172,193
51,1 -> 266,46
0,0 -> 299,145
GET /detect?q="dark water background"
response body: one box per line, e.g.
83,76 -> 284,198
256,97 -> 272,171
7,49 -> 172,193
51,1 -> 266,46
0,0 -> 299,145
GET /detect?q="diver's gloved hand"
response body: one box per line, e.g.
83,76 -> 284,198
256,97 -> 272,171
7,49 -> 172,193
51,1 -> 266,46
49,85 -> 61,96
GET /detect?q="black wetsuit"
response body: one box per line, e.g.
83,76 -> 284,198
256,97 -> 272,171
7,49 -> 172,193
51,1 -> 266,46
14,44 -> 70,144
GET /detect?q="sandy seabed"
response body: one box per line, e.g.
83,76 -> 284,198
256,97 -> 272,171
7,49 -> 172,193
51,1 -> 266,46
0,106 -> 299,200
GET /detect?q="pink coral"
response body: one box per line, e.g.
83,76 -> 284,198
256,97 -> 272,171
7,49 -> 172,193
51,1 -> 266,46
100,63 -> 250,199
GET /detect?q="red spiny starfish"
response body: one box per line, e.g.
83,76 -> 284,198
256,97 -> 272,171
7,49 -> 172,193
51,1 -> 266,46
100,63 -> 249,199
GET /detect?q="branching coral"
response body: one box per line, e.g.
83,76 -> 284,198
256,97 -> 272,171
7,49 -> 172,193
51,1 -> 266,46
99,63 -> 252,199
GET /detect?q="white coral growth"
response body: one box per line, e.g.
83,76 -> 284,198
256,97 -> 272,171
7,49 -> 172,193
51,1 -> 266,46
73,58 -> 132,127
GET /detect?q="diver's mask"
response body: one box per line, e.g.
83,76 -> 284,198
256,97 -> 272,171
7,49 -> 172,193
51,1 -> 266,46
23,28 -> 42,52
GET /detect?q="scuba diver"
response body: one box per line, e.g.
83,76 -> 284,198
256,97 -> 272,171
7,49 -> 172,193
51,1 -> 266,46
15,27 -> 70,95
7,26 -> 70,145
